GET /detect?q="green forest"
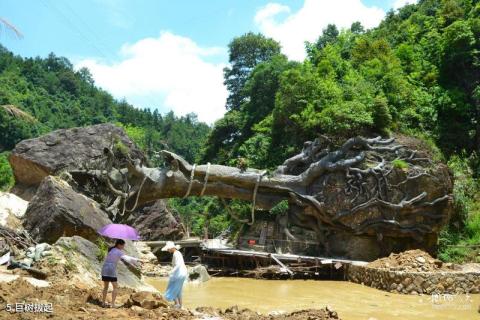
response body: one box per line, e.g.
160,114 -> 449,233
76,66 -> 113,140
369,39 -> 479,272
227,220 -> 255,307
0,0 -> 479,262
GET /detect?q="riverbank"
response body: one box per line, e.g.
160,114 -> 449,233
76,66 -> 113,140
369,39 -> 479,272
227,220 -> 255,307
347,250 -> 480,295
0,274 -> 339,320
146,277 -> 479,320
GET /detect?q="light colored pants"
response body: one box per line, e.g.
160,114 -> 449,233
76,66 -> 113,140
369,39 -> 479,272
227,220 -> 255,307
165,275 -> 187,301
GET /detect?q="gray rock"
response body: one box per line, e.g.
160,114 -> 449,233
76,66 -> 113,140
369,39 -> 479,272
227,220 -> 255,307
125,291 -> 168,309
415,256 -> 426,264
406,283 -> 415,292
23,176 -> 112,243
9,123 -> 145,186
54,236 -> 152,291
413,275 -> 425,287
126,200 -> 184,241
189,265 -> 211,283
402,277 -> 413,287
445,277 -> 455,286
390,282 -> 397,291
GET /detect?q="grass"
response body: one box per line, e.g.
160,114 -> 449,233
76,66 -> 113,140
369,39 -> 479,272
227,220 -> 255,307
400,128 -> 444,162
0,152 -> 14,191
64,254 -> 78,272
438,218 -> 480,263
47,257 -> 59,266
113,134 -> 130,156
392,159 -> 409,170
96,237 -> 108,262
270,200 -> 289,215
438,154 -> 480,263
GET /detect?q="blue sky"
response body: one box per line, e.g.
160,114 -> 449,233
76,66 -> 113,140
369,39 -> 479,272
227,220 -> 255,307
0,0 -> 416,123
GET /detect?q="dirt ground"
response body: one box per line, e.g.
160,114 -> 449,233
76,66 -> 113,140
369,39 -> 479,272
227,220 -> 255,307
0,277 -> 340,320
367,249 -> 455,272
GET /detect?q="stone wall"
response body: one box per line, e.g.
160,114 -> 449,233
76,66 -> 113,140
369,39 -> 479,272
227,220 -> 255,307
347,264 -> 480,295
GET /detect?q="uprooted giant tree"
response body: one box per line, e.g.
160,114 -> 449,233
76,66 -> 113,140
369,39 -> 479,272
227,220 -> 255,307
67,127 -> 453,260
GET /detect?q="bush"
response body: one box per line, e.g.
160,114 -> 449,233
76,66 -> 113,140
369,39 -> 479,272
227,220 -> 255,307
392,159 -> 409,170
270,200 -> 289,215
438,154 -> 480,263
0,152 -> 14,191
113,138 -> 129,156
96,237 -> 109,262
316,101 -> 373,137
372,95 -> 392,132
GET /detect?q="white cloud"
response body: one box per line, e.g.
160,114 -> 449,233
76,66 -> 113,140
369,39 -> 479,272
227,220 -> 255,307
393,0 -> 418,9
254,3 -> 290,23
76,32 -> 228,124
255,0 -> 386,61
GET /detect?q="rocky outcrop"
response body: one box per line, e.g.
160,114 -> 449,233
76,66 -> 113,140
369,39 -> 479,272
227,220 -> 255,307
50,236 -> 155,291
9,123 -> 145,186
127,200 -> 185,241
23,176 -> 112,243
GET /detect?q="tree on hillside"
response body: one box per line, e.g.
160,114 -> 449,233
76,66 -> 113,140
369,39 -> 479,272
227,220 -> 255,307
438,17 -> 480,153
223,32 -> 281,111
314,24 -> 339,50
202,33 -> 282,164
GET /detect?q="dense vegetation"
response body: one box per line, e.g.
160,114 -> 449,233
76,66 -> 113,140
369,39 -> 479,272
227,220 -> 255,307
201,0 -> 480,260
1,0 -> 479,260
204,1 -> 479,168
0,47 -> 210,162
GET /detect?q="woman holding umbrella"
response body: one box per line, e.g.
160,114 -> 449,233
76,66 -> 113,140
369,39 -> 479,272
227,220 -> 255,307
98,224 -> 142,308
162,241 -> 188,309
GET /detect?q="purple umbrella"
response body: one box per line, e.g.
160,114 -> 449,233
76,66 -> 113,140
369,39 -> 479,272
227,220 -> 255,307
98,224 -> 140,240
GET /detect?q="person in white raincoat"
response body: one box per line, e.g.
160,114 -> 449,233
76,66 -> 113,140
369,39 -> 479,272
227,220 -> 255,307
101,239 -> 140,307
162,241 -> 188,308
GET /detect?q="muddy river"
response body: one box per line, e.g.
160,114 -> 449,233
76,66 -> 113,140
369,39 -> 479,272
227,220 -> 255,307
148,277 -> 479,320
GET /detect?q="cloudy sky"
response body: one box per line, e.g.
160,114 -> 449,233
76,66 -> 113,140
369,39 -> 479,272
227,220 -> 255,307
1,0 -> 417,124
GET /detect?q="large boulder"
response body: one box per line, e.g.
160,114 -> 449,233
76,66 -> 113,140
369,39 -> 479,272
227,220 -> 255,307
127,200 -> 185,241
125,291 -> 168,309
23,176 -> 112,243
0,192 -> 28,230
9,123 -> 145,186
50,236 -> 155,291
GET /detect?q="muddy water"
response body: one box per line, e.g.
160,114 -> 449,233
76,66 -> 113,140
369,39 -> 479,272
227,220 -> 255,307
147,277 -> 479,320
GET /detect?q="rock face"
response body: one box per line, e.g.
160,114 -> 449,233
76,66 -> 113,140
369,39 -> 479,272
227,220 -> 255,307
127,200 -> 185,241
23,176 -> 112,243
9,123 -> 180,247
52,236 -> 155,291
9,123 -> 145,186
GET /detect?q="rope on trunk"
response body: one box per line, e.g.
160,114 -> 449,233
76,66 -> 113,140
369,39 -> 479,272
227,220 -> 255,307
125,176 -> 147,212
249,170 -> 267,225
183,164 -> 196,198
200,162 -> 211,196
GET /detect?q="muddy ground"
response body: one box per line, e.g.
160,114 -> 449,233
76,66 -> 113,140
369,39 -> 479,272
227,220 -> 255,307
366,249 -> 480,273
0,277 -> 340,320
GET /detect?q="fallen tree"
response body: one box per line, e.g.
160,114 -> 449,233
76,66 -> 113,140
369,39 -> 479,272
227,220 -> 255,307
71,133 -> 453,259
